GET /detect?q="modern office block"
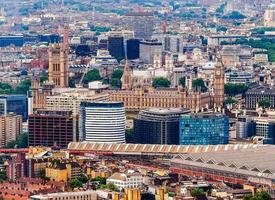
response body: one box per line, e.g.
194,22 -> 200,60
0,95 -> 28,121
179,113 -> 229,145
80,102 -> 125,143
134,108 -> 190,144
28,110 -> 78,148
108,36 -> 125,60
139,40 -> 162,64
126,39 -> 140,59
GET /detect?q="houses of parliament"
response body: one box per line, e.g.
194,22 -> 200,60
109,61 -> 225,112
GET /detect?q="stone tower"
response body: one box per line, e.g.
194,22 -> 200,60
48,43 -> 68,88
121,60 -> 132,90
213,62 -> 225,111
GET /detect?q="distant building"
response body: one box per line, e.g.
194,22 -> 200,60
0,114 -> 22,147
0,94 -> 28,121
126,39 -> 140,59
245,85 -> 275,110
179,113 -> 229,145
225,70 -> 254,84
264,9 -> 275,27
134,108 -> 190,144
48,43 -> 68,88
30,190 -> 97,200
139,40 -> 162,64
28,110 -> 78,148
107,172 -> 143,191
108,36 -> 125,60
6,153 -> 28,181
236,116 -> 255,139
80,102 -> 126,143
126,12 -> 154,40
163,34 -> 183,53
31,79 -> 55,110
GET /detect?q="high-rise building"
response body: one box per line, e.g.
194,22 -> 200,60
139,40 -> 162,64
80,102 -> 126,143
163,35 -> 183,53
0,95 -> 28,121
28,110 -> 78,148
108,36 -> 125,60
48,43 -> 68,88
179,113 -> 229,145
133,108 -> 190,144
126,12 -> 155,40
126,39 -> 140,59
0,114 -> 22,147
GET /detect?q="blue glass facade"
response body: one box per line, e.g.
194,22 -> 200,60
179,114 -> 229,145
0,95 -> 28,121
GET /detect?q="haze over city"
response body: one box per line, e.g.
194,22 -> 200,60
0,0 -> 274,199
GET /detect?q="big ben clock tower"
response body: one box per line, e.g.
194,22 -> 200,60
214,62 -> 225,111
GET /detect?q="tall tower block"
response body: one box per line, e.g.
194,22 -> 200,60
214,63 -> 225,110
48,43 -> 68,88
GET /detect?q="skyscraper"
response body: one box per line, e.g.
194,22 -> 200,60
126,12 -> 155,40
134,108 -> 190,144
139,40 -> 162,64
28,110 -> 78,148
126,39 -> 140,60
80,102 -> 126,143
179,113 -> 229,145
108,36 -> 125,61
48,43 -> 68,88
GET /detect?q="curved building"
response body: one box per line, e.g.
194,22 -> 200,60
80,102 -> 125,143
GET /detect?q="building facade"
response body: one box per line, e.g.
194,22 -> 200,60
133,108 -> 190,144
109,87 -> 212,112
80,102 -> 126,143
125,12 -> 154,40
107,172 -> 143,191
28,110 -> 78,148
0,94 -> 28,121
48,43 -> 68,88
179,113 -> 229,145
30,190 -> 97,200
139,40 -> 162,64
108,36 -> 125,60
245,86 -> 275,110
0,114 -> 22,147
126,39 -> 140,59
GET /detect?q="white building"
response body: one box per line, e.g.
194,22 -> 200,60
80,102 -> 126,143
107,172 -> 143,191
30,190 -> 97,200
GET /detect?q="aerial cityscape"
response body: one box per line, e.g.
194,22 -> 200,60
0,0 -> 275,199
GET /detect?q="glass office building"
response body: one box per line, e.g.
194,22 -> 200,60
179,113 -> 229,145
0,95 -> 28,121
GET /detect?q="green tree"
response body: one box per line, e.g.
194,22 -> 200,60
258,98 -> 271,109
69,178 -> 83,189
152,77 -> 171,88
17,133 -> 28,148
40,76 -> 48,83
69,77 -> 76,88
15,79 -> 31,95
224,83 -> 248,96
83,69 -> 101,84
243,191 -> 271,200
78,173 -> 88,184
6,140 -> 17,149
112,69 -> 123,79
91,176 -> 106,185
106,182 -> 119,192
192,78 -> 207,92
179,77 -> 186,87
0,170 -> 6,182
191,188 -> 205,198
125,128 -> 134,143
225,97 -> 237,105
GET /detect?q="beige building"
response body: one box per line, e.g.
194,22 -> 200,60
48,43 -> 68,88
264,9 -> 275,27
46,90 -> 109,115
0,114 -> 22,147
30,190 -> 97,200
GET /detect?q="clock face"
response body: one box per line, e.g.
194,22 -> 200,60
216,70 -> 221,75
